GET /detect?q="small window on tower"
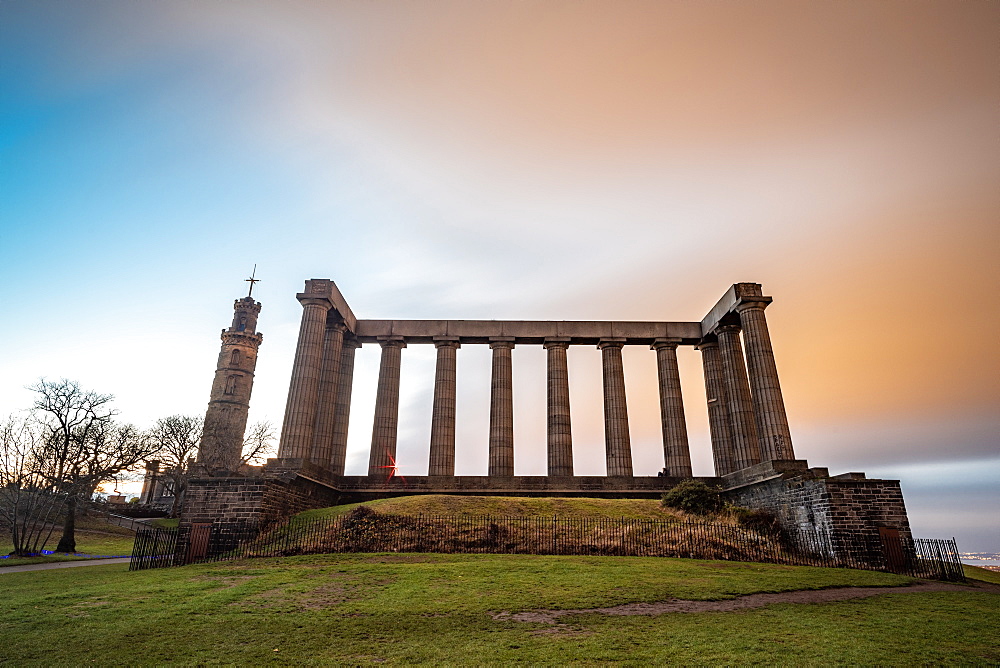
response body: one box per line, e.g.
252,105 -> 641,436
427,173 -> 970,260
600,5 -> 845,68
230,349 -> 241,366
224,375 -> 238,395
238,316 -> 247,332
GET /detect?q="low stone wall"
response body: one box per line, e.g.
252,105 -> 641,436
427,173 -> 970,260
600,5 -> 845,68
181,474 -> 341,529
721,462 -> 912,562
178,458 -> 914,568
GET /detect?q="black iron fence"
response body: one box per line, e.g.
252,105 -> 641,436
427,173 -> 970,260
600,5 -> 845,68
130,512 -> 965,581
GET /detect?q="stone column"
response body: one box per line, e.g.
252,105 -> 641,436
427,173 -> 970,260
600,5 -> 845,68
277,298 -> 331,460
736,299 -> 795,461
544,338 -> 573,476
652,338 -> 692,477
697,340 -> 737,477
368,337 -> 406,476
329,339 -> 360,476
428,337 -> 460,476
716,324 -> 761,470
488,338 -> 515,477
310,322 -> 345,468
598,339 -> 633,477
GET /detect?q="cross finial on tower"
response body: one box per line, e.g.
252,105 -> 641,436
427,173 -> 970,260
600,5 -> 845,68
245,265 -> 260,297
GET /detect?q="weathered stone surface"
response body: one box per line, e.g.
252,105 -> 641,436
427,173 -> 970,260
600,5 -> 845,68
277,297 -> 330,460
310,321 -> 345,467
599,339 -> 633,477
488,338 -> 515,477
368,337 -> 406,476
329,339 -> 359,476
698,340 -> 737,477
652,338 -> 691,477
428,338 -> 459,476
736,300 -> 795,461
354,319 -> 702,344
198,296 -> 263,471
722,460 -> 913,560
717,324 -> 761,470
544,338 -> 573,476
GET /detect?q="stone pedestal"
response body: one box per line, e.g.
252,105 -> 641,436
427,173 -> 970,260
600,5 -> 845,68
428,338 -> 460,476
544,338 -> 573,476
652,338 -> 692,477
368,337 -> 406,476
599,339 -> 633,477
488,338 -> 515,477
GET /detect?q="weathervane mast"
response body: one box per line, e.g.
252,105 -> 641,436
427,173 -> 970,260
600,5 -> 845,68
245,264 -> 260,297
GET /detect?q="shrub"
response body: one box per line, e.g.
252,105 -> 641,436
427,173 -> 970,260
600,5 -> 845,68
660,480 -> 724,515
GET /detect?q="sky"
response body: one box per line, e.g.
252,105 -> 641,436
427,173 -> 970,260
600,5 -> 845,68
1,0 -> 997,550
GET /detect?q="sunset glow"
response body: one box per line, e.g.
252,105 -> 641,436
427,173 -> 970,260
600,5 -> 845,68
1,0 -> 996,550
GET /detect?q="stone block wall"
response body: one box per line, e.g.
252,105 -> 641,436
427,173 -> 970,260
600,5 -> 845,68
723,470 -> 912,563
181,475 -> 341,534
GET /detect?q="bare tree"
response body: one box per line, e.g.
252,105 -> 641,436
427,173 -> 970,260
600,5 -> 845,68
150,415 -> 203,516
241,420 -> 276,466
0,417 -> 63,556
31,379 -> 159,553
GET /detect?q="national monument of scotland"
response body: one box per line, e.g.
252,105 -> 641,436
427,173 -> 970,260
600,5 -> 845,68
161,278 -> 914,565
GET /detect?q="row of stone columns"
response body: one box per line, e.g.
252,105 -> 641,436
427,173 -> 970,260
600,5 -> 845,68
697,298 -> 794,476
276,300 -> 792,479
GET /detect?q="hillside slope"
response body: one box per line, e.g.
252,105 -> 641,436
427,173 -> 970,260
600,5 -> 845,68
299,494 -> 688,520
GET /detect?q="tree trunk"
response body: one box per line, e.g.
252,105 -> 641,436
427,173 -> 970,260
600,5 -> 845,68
170,483 -> 184,518
55,495 -> 77,553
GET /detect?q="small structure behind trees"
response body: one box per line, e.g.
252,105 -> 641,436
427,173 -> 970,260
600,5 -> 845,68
141,416 -> 276,516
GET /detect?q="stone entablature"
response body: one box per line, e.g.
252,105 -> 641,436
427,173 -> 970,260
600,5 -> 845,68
354,320 -> 703,345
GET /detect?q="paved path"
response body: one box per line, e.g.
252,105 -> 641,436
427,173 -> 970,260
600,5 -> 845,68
0,557 -> 131,573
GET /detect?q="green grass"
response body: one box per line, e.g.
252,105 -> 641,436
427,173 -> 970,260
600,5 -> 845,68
298,494 -> 690,521
964,564 -> 1000,584
1,519 -> 135,566
3,552 -> 995,665
149,517 -> 179,529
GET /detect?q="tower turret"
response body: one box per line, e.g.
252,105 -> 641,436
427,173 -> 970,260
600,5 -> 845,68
198,292 -> 264,471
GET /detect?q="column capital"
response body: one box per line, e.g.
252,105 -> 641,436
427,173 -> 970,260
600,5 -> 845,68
489,337 -> 515,350
342,338 -> 362,350
715,323 -> 742,335
377,336 -> 407,349
695,339 -> 719,351
597,337 -> 626,350
735,296 -> 773,313
299,297 -> 332,310
433,336 -> 461,349
543,337 -> 571,350
651,337 -> 682,351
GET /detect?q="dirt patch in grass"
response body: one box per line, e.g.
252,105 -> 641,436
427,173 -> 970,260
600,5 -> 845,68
493,581 -> 993,624
189,575 -> 259,589
362,554 -> 443,564
695,562 -> 796,570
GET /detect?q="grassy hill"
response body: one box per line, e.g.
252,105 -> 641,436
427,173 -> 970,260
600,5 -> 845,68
299,494 -> 691,521
3,553 -> 996,665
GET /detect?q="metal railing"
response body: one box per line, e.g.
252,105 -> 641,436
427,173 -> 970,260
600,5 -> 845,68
129,512 -> 965,581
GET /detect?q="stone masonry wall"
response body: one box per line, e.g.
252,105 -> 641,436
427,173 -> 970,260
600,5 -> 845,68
181,475 -> 340,529
723,474 -> 912,562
